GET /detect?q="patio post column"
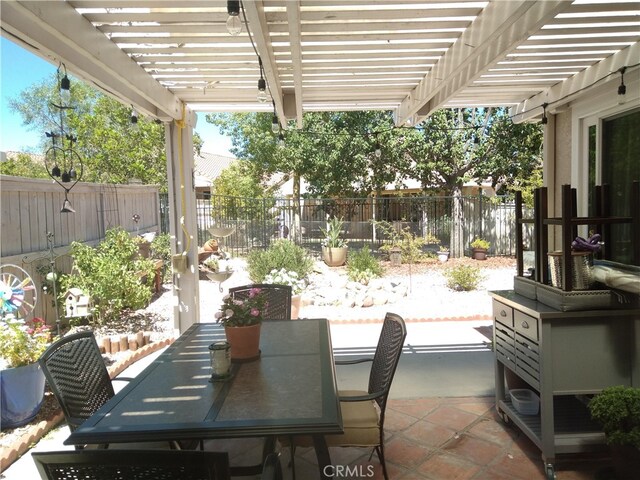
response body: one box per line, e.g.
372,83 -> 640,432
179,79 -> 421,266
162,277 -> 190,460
165,106 -> 200,333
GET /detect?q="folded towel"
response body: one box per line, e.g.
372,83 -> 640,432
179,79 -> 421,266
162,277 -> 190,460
592,265 -> 640,294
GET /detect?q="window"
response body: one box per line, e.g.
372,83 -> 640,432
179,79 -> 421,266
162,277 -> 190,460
601,108 -> 640,263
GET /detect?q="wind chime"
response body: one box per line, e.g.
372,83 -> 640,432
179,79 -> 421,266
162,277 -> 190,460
44,63 -> 83,213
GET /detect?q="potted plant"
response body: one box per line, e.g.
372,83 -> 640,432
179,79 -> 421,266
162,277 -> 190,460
589,386 -> 640,479
320,217 -> 348,267
470,237 -> 490,260
263,268 -> 306,319
0,316 -> 53,428
437,245 -> 450,263
214,287 -> 267,361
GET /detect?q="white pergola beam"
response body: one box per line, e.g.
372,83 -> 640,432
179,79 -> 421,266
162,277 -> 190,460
242,0 -> 287,129
395,0 -> 569,125
286,0 -> 304,128
2,0 -> 182,120
511,41 -> 640,123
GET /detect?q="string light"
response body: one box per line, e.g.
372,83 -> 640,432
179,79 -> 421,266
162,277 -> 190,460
226,0 -> 242,36
541,103 -> 548,125
618,66 -> 627,104
257,57 -> 268,103
131,107 -> 139,130
271,101 -> 279,133
278,133 -> 285,147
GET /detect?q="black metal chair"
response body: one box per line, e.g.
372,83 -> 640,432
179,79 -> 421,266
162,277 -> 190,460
32,449 -> 283,480
229,284 -> 292,320
288,312 -> 407,480
38,331 -> 118,435
38,331 -> 198,450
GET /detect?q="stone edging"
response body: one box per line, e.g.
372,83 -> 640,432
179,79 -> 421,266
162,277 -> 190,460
328,314 -> 492,324
0,337 -> 175,473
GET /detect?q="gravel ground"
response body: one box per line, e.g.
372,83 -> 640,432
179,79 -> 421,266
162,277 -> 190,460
149,256 -> 518,325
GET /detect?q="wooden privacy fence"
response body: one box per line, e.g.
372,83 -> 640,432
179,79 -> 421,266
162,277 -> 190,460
1,175 -> 161,323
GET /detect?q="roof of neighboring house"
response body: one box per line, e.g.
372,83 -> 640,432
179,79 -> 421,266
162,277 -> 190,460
1,150 -> 46,164
194,152 -> 236,183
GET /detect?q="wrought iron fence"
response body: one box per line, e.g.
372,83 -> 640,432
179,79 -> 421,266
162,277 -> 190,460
160,193 -> 533,258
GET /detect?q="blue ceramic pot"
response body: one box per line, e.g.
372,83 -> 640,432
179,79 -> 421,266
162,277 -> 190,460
1,362 -> 46,429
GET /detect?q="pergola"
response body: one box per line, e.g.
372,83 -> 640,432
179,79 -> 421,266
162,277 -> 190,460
2,0 -> 639,331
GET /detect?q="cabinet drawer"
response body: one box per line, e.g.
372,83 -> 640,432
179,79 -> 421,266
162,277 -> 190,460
514,311 -> 538,342
493,301 -> 513,327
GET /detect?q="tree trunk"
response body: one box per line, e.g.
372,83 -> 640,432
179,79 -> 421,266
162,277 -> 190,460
452,186 -> 464,258
292,173 -> 301,242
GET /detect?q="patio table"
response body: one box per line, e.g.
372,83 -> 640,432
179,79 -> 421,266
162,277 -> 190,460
65,319 -> 343,479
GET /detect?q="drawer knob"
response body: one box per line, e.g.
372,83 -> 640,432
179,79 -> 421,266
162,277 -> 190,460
521,320 -> 530,329
500,310 -> 507,317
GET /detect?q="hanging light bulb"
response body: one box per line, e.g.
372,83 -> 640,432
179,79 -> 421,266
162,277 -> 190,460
374,141 -> 381,159
257,78 -> 267,103
131,107 -> 139,130
618,67 -> 627,105
278,133 -> 285,147
257,57 -> 268,103
271,114 -> 279,134
541,103 -> 548,125
226,0 -> 242,36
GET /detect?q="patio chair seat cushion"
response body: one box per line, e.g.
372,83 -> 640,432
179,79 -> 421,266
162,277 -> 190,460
326,389 -> 380,447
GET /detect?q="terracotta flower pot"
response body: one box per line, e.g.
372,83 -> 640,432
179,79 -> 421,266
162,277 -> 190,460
291,294 -> 301,320
224,324 -> 261,361
472,247 -> 488,260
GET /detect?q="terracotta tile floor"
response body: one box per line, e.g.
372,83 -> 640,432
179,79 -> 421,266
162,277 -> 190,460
207,396 -> 614,480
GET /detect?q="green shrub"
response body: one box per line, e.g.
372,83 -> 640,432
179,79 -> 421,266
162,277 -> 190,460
246,239 -> 314,283
443,264 -> 485,291
347,246 -> 383,283
61,227 -> 155,325
150,233 -> 172,282
373,220 -> 428,263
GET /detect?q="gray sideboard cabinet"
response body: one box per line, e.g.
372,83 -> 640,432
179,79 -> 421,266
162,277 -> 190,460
489,290 -> 640,480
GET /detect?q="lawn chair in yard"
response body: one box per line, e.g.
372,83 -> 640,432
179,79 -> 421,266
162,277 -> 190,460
32,449 -> 283,480
229,284 -> 292,320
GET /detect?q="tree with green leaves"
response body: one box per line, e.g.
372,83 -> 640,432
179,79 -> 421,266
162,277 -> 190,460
0,152 -> 49,178
8,74 -> 203,191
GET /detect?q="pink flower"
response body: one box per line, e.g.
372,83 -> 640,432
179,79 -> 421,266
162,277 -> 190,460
249,288 -> 262,298
250,308 -> 260,317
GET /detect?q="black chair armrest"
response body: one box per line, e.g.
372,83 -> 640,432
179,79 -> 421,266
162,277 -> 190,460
335,357 -> 374,365
338,390 -> 385,402
113,377 -> 134,383
261,453 -> 283,480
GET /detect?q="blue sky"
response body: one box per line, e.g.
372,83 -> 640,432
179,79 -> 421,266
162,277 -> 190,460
0,37 -> 233,156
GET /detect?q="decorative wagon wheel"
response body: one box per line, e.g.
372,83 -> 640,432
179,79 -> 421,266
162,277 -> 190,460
0,264 -> 38,318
